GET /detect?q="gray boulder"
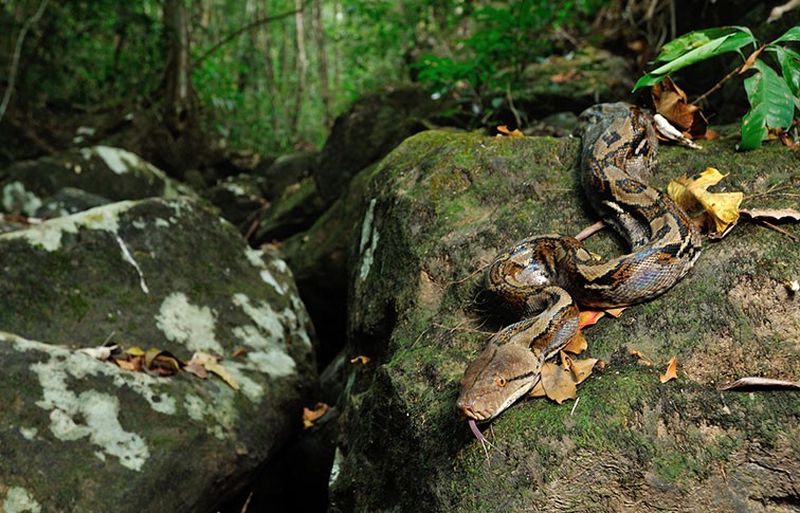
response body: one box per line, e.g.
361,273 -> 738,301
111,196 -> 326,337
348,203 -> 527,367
0,197 -> 317,512
0,146 -> 193,217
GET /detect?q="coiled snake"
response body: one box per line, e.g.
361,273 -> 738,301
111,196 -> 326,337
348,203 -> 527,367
457,103 -> 702,422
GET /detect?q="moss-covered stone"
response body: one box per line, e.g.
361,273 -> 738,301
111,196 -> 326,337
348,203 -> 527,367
330,129 -> 800,513
0,198 -> 317,513
0,146 -> 194,217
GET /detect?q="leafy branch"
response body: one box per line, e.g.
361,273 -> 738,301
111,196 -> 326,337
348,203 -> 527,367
633,26 -> 800,149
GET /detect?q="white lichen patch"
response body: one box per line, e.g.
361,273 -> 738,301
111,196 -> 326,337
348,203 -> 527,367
183,392 -> 237,440
155,293 -> 223,354
3,487 -> 42,513
0,200 -> 133,251
2,181 -> 43,217
358,198 -> 379,281
155,218 -> 171,228
232,293 -> 285,339
115,234 -> 149,294
260,270 -> 285,295
222,181 -> 247,196
245,247 -> 265,268
6,331 -> 179,471
19,426 -> 38,440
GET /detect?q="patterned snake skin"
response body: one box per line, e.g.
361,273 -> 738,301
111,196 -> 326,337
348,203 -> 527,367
457,103 -> 702,422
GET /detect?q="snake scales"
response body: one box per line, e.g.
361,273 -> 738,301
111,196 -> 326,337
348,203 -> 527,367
457,102 -> 703,422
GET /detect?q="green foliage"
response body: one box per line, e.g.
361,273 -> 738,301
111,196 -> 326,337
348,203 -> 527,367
634,25 -> 800,150
415,0 -> 603,106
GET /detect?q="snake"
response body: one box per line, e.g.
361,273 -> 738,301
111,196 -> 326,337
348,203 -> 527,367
457,102 -> 702,423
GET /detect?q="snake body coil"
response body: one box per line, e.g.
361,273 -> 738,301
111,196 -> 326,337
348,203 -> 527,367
457,103 -> 702,422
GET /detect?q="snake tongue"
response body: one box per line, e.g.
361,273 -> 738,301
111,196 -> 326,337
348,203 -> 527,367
467,419 -> 494,461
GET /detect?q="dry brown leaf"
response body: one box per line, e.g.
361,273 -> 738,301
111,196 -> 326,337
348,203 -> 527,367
77,344 -> 116,361
738,45 -> 766,75
529,379 -> 547,397
629,349 -> 653,367
720,376 -> 800,390
303,402 -> 331,429
188,352 -> 240,390
660,356 -> 678,383
566,355 -> 599,384
605,307 -> 626,318
115,355 -> 144,372
231,347 -> 248,358
144,348 -> 183,376
563,330 -> 588,354
550,69 -> 579,83
496,125 -> 524,138
540,361 -> 577,404
350,355 -> 370,365
740,208 -> 800,223
651,77 -> 709,138
667,168 -> 743,235
184,362 -> 209,379
579,310 -> 605,328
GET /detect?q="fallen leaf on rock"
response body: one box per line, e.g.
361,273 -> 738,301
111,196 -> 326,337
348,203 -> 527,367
719,376 -> 800,390
496,125 -> 524,138
563,331 -> 588,354
350,355 -> 370,365
529,379 -> 547,397
605,307 -> 626,318
188,352 -> 240,390
579,310 -> 605,328
667,168 -> 743,235
740,208 -> 800,223
184,362 -> 209,379
303,402 -> 330,429
231,347 -> 248,358
540,361 -> 577,404
126,346 -> 145,357
660,356 -> 678,383
115,356 -> 144,372
788,280 -> 799,293
145,348 -> 183,376
77,344 -> 117,361
629,349 -> 653,366
566,355 -> 599,384
651,77 -> 709,139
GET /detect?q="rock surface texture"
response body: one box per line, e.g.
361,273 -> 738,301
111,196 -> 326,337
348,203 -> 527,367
0,197 -> 316,512
328,130 -> 800,513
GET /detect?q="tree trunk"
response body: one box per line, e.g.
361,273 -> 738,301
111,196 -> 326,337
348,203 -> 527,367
332,0 -> 341,94
312,0 -> 331,129
260,0 -> 279,135
163,0 -> 193,135
290,0 -> 307,134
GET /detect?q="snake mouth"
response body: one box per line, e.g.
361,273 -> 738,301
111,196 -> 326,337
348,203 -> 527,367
458,403 -> 491,422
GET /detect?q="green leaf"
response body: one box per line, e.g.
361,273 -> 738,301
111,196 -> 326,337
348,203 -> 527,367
651,30 -> 757,75
632,73 -> 667,92
740,59 -> 795,150
655,27 -> 753,62
773,26 -> 800,44
769,46 -> 800,96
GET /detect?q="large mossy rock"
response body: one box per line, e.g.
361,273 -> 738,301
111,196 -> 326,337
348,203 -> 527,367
329,130 -> 800,512
0,146 -> 193,217
0,198 -> 317,512
514,47 -> 631,118
315,84 -> 455,204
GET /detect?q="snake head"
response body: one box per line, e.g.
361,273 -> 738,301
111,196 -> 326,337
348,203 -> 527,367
457,340 -> 541,422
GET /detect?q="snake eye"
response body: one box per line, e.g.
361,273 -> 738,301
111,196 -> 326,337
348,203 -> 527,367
495,375 -> 507,387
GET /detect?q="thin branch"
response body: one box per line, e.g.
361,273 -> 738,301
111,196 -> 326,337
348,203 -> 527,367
0,0 -> 50,124
194,0 -> 311,66
691,44 -> 766,106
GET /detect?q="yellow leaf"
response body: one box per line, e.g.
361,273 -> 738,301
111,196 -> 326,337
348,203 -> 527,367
667,168 -> 743,235
302,402 -> 330,429
563,330 -> 588,354
629,349 -> 653,367
660,356 -> 678,383
350,355 -> 370,365
126,346 -> 145,357
605,307 -> 626,318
